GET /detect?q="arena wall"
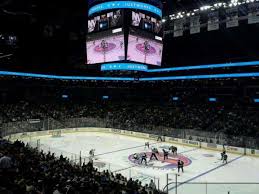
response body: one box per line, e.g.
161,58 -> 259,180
4,127 -> 259,157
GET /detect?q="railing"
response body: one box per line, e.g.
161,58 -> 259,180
164,181 -> 259,194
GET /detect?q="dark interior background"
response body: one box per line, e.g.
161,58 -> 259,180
0,0 -> 259,74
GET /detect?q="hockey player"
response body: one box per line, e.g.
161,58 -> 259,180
133,153 -> 140,163
177,160 -> 184,173
144,40 -> 150,51
100,40 -> 108,50
221,150 -> 226,160
120,41 -> 123,49
141,153 -> 147,165
157,136 -> 163,142
169,146 -> 177,155
223,144 -> 226,153
163,149 -> 169,160
145,142 -> 150,149
223,154 -> 228,164
150,147 -> 159,161
100,40 -> 105,48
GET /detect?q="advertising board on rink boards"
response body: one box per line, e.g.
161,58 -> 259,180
246,148 -> 259,156
206,142 -> 217,149
182,139 -> 200,146
121,130 -> 133,135
149,134 -> 159,140
226,146 -> 239,152
133,131 -> 149,138
110,128 -> 122,133
4,127 -> 259,157
108,128 -> 149,138
165,136 -> 179,143
67,127 -> 110,133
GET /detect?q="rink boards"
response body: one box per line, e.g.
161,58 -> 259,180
4,127 -> 259,157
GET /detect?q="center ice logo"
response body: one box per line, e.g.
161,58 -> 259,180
128,152 -> 192,170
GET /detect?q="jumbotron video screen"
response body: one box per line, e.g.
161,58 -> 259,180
127,29 -> 163,66
88,10 -> 123,34
131,10 -> 163,36
86,1 -> 163,66
86,31 -> 125,64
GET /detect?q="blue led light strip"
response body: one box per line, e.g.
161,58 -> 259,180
0,71 -> 134,81
1,71 -> 259,81
88,1 -> 162,18
147,61 -> 259,72
101,63 -> 148,71
140,72 -> 259,81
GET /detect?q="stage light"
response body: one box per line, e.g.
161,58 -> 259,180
172,97 -> 179,101
155,36 -> 163,41
200,5 -> 212,11
209,98 -> 217,102
112,28 -> 122,33
62,95 -> 69,99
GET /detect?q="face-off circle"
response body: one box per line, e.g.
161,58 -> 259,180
136,43 -> 156,55
94,43 -> 116,53
128,152 -> 192,170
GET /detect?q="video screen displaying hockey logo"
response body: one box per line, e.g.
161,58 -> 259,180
127,34 -> 163,66
88,10 -> 123,33
131,11 -> 163,35
87,33 -> 125,64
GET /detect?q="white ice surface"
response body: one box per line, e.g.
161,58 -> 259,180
21,132 -> 259,194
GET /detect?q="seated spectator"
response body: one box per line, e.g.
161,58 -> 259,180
0,152 -> 12,169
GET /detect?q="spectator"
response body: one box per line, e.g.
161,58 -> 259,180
0,152 -> 12,169
149,179 -> 156,190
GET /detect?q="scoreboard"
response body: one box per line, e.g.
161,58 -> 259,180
86,0 -> 163,68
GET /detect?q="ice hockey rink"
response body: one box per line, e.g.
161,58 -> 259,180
127,34 -> 163,66
20,131 -> 259,194
86,34 -> 125,64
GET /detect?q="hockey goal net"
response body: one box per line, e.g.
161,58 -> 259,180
51,130 -> 61,137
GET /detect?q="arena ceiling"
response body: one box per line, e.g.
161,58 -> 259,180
0,0 -> 231,16
1,0 -> 259,74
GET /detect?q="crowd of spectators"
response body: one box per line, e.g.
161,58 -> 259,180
1,101 -> 259,138
111,103 -> 259,138
1,101 -> 259,193
0,139 -> 160,194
